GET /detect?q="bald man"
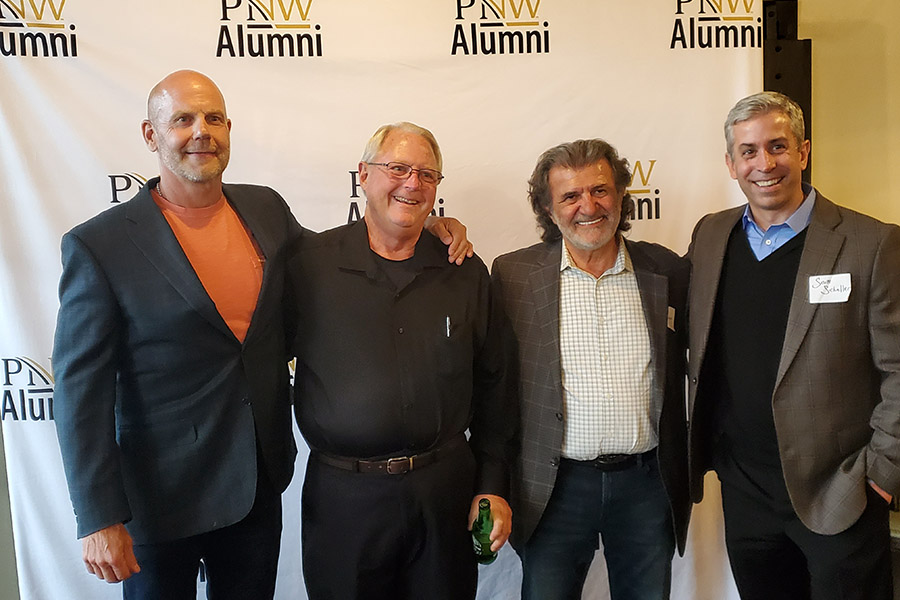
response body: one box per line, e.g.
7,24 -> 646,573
52,70 -> 471,599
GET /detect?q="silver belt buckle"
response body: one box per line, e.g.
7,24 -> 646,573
386,456 -> 412,475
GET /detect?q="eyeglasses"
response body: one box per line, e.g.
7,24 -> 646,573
366,162 -> 444,186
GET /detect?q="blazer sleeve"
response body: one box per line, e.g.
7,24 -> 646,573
52,232 -> 131,538
865,224 -> 900,495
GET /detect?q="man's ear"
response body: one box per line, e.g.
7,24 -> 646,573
799,139 -> 811,171
725,151 -> 737,180
358,161 -> 369,188
141,120 -> 158,152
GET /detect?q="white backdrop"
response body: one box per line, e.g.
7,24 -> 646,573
1,0 -> 762,598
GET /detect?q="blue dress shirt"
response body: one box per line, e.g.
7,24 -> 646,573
742,184 -> 816,261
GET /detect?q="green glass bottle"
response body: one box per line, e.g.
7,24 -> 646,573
472,498 -> 497,564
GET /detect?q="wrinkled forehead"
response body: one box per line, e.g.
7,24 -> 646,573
377,131 -> 438,166
148,74 -> 227,121
550,159 -> 615,187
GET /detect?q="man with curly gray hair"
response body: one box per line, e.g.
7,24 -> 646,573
493,138 -> 690,600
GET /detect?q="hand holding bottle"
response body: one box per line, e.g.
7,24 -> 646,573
468,493 -> 512,562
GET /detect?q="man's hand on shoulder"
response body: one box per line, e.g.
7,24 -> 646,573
468,494 -> 512,552
424,215 -> 474,265
82,523 -> 140,583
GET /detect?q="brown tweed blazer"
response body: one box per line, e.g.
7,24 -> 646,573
687,191 -> 900,535
492,238 -> 691,554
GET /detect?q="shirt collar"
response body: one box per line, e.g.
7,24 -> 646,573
559,236 -> 632,277
741,183 -> 816,233
339,218 -> 447,277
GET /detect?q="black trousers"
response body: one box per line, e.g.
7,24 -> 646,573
301,441 -> 478,600
719,469 -> 892,600
123,469 -> 283,600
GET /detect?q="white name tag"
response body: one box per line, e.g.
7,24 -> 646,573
667,306 -> 675,331
808,273 -> 851,304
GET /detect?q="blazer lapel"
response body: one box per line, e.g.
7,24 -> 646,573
529,243 -> 563,394
627,240 -> 668,424
775,194 -> 845,389
125,179 -> 234,340
691,207 -> 744,368
227,187 -> 278,346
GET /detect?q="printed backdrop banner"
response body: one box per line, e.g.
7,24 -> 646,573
1,1 -> 761,598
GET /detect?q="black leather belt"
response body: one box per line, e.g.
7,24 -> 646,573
315,435 -> 465,475
566,449 -> 655,472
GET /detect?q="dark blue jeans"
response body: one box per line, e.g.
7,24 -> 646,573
122,472 -> 282,600
520,454 -> 674,600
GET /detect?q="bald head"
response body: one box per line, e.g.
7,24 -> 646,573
141,69 -> 232,190
147,70 -> 227,127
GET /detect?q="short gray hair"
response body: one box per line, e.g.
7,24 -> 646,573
360,122 -> 443,171
725,91 -> 805,158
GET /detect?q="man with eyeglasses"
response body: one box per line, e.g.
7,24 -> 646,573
288,122 -> 516,600
52,71 -> 472,599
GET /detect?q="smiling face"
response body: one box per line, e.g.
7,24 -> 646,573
725,110 -> 810,228
359,129 -> 438,242
547,159 -> 623,268
142,71 -> 232,185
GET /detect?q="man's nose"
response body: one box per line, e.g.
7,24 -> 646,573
403,170 -> 423,189
755,150 -> 776,171
192,118 -> 211,139
576,193 -> 601,212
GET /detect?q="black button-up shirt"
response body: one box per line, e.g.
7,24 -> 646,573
289,219 -> 515,495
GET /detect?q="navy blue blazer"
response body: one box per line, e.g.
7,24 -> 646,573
53,178 -> 301,544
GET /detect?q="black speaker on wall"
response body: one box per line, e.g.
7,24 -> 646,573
763,0 -> 812,181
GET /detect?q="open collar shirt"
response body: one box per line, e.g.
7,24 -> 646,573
558,238 -> 655,459
742,183 -> 816,260
289,219 -> 515,495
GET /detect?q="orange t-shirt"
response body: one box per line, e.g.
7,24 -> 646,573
153,190 -> 263,343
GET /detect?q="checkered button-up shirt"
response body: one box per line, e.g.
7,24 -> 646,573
558,239 -> 655,459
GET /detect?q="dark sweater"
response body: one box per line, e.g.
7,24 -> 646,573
702,223 -> 807,500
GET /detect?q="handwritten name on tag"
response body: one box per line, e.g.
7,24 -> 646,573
808,273 -> 851,304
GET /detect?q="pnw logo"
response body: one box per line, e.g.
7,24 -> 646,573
217,0 -> 322,58
452,0 -> 549,56
0,0 -> 77,58
2,357 -> 54,422
109,172 -> 148,204
626,160 -> 663,221
670,0 -> 761,50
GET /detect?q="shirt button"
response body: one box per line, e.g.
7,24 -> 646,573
765,239 -> 772,245
398,327 -> 404,334
242,397 -> 251,406
555,412 -> 563,421
550,457 -> 559,467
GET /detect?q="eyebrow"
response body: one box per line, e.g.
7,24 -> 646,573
739,136 -> 789,147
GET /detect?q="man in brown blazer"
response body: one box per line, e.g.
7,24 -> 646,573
492,139 -> 690,600
688,91 -> 900,600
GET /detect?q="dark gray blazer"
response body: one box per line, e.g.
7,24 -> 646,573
491,238 -> 691,553
53,178 -> 301,544
687,191 -> 900,535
